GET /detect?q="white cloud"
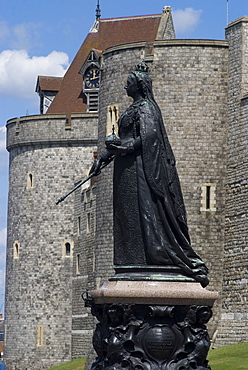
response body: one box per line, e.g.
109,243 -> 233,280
0,21 -> 41,51
0,49 -> 69,99
0,21 -> 10,40
11,22 -> 41,50
173,8 -> 203,35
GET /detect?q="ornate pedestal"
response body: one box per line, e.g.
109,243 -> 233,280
84,281 -> 218,370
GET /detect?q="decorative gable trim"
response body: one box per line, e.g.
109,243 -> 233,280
79,49 -> 102,76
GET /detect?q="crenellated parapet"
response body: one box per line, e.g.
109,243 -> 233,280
6,113 -> 98,151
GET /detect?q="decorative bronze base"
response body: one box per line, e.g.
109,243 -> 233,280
83,280 -> 217,369
86,302 -> 212,369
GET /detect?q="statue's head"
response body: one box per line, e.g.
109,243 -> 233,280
125,62 -> 153,100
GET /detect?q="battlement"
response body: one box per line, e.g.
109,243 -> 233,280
226,15 -> 248,29
6,113 -> 98,151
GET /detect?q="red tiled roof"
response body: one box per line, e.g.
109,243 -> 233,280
47,14 -> 162,116
36,76 -> 63,93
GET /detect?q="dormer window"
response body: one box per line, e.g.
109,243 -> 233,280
35,76 -> 63,114
79,49 -> 102,113
83,66 -> 100,113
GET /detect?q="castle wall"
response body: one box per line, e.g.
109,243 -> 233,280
72,185 -> 97,361
95,39 -> 228,337
5,114 -> 97,369
216,18 -> 248,346
152,40 -> 228,336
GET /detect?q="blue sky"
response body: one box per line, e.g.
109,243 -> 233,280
0,0 -> 247,313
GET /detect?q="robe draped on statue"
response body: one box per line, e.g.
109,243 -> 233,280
113,98 -> 209,288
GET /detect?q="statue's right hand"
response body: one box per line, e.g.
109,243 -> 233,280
89,159 -> 102,176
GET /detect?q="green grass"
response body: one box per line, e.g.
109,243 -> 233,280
45,343 -> 248,370
208,342 -> 248,369
47,357 -> 86,370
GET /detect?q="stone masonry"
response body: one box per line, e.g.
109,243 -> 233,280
72,185 -> 97,361
216,17 -> 248,346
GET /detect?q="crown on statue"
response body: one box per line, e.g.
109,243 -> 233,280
135,62 -> 149,73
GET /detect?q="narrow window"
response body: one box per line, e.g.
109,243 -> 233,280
29,173 -> 33,187
87,213 -> 91,234
206,186 -> 211,210
77,216 -> 81,236
37,325 -> 44,347
13,241 -> 20,259
109,106 -> 113,122
200,183 -> 216,212
62,239 -> 73,258
27,172 -> 34,189
113,106 -> 118,122
65,242 -> 71,256
76,254 -> 80,275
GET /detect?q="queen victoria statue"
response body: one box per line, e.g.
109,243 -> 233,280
90,62 -> 209,288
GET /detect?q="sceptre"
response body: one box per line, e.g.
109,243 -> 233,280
55,157 -> 114,205
56,125 -> 120,205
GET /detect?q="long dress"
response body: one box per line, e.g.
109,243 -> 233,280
113,98 -> 209,287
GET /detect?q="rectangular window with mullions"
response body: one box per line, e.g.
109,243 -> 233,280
106,104 -> 119,137
37,325 -> 44,347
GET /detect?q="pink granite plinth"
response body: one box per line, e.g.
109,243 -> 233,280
90,280 -> 218,306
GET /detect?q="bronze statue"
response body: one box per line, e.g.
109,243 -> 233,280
91,62 -> 209,287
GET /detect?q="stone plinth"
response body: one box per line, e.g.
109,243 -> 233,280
90,280 -> 218,306
85,280 -> 218,369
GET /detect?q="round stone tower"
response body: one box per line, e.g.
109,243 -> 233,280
4,113 -> 97,369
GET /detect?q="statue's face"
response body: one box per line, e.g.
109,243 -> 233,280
124,74 -> 138,98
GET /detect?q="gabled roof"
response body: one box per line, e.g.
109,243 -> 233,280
47,10 -> 174,116
79,48 -> 102,76
36,76 -> 63,94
